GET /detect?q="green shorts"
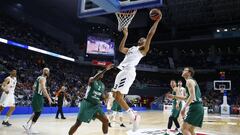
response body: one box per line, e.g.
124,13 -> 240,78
171,103 -> 182,118
171,109 -> 181,119
32,93 -> 44,112
184,102 -> 204,127
111,101 -> 122,112
77,100 -> 104,123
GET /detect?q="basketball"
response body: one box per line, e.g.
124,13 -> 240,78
149,8 -> 162,21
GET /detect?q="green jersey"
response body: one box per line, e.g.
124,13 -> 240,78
185,78 -> 202,103
84,80 -> 105,105
172,91 -> 178,107
33,76 -> 46,96
32,76 -> 46,112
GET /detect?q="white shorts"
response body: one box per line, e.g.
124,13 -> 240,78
0,92 -> 15,107
112,70 -> 136,95
107,101 -> 113,110
181,101 -> 187,111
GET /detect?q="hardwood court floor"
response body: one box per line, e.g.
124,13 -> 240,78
0,111 -> 239,135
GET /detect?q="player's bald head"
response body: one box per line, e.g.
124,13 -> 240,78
43,68 -> 49,72
43,68 -> 50,77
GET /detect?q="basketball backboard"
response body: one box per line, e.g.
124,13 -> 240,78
213,80 -> 231,91
78,0 -> 163,18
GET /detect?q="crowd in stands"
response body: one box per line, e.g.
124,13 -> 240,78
1,12 -> 240,70
0,13 -> 75,58
142,48 -> 170,68
202,91 -> 222,113
134,43 -> 240,69
202,90 -> 240,114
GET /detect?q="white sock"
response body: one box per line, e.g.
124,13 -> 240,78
109,114 -> 114,123
29,122 -> 35,130
26,121 -> 32,128
5,116 -> 10,122
177,128 -> 182,133
167,129 -> 171,134
126,108 -> 135,121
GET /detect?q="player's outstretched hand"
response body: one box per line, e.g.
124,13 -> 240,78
156,15 -> 162,22
106,64 -> 114,71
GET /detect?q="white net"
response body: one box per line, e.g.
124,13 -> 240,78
115,10 -> 137,31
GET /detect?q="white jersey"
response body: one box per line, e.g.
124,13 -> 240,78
118,46 -> 144,70
179,87 -> 186,97
179,86 -> 188,112
5,76 -> 17,94
179,86 -> 186,106
33,76 -> 46,95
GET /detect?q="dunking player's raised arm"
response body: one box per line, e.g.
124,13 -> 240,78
119,28 -> 129,54
139,17 -> 161,56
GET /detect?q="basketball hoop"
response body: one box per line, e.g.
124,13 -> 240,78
115,10 -> 137,31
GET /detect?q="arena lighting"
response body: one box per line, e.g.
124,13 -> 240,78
8,40 -> 28,49
0,37 -> 75,62
0,38 -> 8,44
28,46 -> 75,62
216,29 -> 220,32
224,29 -> 228,32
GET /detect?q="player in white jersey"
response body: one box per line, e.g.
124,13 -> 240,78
112,17 -> 161,132
0,69 -> 17,126
178,80 -> 187,110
